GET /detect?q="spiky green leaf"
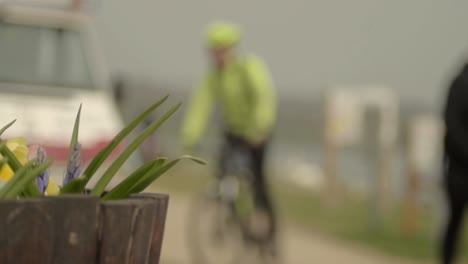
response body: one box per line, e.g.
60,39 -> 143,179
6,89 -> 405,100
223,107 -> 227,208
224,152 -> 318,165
0,159 -> 52,198
0,120 -> 16,137
127,155 -> 205,195
0,141 -> 21,172
77,95 -> 169,193
102,158 -> 166,200
60,177 -> 87,194
91,102 -> 181,195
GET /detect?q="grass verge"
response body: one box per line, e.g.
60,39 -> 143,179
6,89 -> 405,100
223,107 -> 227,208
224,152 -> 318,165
149,163 -> 468,261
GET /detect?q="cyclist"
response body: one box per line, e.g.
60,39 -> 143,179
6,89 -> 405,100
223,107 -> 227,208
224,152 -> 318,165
181,22 -> 278,246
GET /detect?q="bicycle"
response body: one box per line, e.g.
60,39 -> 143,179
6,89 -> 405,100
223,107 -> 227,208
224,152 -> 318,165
187,144 -> 279,264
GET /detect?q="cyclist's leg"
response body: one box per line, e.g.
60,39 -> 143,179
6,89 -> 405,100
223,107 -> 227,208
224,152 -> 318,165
249,140 -> 277,239
217,133 -> 240,206
218,133 -> 233,180
219,133 -> 246,179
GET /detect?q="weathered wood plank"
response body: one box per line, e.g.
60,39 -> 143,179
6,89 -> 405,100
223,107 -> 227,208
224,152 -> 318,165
131,193 -> 169,264
99,199 -> 155,264
0,193 -> 168,264
48,195 -> 100,264
0,199 -> 54,264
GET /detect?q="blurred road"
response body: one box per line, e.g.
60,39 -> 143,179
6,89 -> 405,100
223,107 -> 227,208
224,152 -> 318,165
159,194 -> 424,264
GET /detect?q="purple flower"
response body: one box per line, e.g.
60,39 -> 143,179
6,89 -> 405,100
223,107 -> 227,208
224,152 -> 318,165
35,147 -> 49,194
63,143 -> 82,185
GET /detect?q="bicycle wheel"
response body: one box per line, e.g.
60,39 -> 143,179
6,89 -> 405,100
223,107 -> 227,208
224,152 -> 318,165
232,175 -> 273,243
187,191 -> 244,264
227,174 -> 280,264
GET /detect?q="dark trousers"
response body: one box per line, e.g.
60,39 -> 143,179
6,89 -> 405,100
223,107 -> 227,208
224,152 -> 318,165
219,133 -> 277,237
442,189 -> 466,264
441,162 -> 468,264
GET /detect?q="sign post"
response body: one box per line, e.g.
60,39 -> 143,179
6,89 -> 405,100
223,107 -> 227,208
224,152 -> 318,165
321,89 -> 363,207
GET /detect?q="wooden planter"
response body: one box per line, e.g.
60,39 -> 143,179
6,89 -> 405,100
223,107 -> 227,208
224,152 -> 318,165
0,193 -> 169,264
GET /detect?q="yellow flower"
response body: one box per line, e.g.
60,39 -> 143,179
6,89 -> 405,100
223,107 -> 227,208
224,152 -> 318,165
45,178 -> 60,196
0,137 -> 29,180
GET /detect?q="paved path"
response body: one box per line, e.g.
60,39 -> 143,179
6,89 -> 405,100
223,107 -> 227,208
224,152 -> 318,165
48,166 -> 432,264
158,193 -> 428,264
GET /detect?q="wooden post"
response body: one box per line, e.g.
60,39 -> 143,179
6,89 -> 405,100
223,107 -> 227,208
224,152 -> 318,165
321,93 -> 338,208
363,106 -> 382,229
402,155 -> 420,236
401,121 -> 421,236
377,122 -> 392,215
368,103 -> 395,225
131,193 -> 169,264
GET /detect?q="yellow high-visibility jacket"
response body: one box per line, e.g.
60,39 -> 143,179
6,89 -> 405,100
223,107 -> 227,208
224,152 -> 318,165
181,54 -> 276,147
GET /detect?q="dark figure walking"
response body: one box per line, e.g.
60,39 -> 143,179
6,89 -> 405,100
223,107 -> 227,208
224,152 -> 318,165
442,63 -> 468,264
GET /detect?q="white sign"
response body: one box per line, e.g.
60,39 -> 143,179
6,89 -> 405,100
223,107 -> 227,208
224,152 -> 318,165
325,89 -> 363,146
325,86 -> 400,147
409,115 -> 443,173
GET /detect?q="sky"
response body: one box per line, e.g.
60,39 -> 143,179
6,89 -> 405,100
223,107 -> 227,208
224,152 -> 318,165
94,0 -> 468,108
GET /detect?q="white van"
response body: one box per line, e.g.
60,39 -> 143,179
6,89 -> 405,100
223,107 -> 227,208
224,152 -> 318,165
0,3 -> 124,164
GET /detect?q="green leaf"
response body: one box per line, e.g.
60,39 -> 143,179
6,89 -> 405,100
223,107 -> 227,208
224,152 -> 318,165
21,182 -> 41,197
0,159 -> 36,196
0,179 -> 6,190
102,158 -> 166,200
0,159 -> 52,198
91,102 -> 181,195
127,155 -> 205,195
0,141 -> 40,198
0,120 -> 16,137
0,142 -> 22,172
79,95 -> 170,191
65,104 -> 81,182
0,158 -> 8,169
60,177 -> 87,194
